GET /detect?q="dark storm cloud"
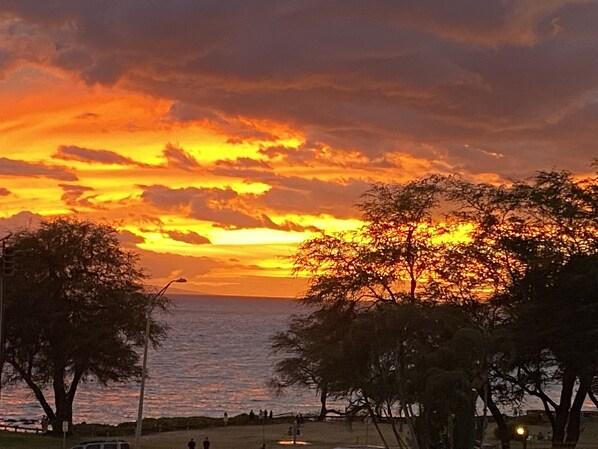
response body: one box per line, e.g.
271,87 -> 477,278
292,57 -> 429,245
0,18 -> 50,77
164,230 -> 211,245
258,145 -> 324,167
259,176 -> 371,218
0,157 -> 78,181
58,183 -> 97,208
168,102 -> 223,123
211,154 -> 372,217
3,1 -> 598,177
168,102 -> 280,144
54,145 -> 141,166
162,144 -> 202,171
134,247 -> 224,279
257,143 -> 377,169
139,184 -> 277,230
118,229 -> 146,248
139,184 -> 322,231
144,157 -> 369,220
214,157 -> 273,178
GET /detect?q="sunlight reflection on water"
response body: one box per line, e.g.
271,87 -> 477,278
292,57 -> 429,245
1,296 -> 338,425
0,295 -> 563,427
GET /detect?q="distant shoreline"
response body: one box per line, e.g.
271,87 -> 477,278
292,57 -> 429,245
167,291 -> 298,301
1,298 -> 329,426
2,413 -> 303,436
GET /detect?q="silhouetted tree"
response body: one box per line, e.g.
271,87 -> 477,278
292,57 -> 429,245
283,165 -> 598,449
448,169 -> 598,449
1,218 -> 166,434
295,176 -> 452,305
270,302 -> 357,420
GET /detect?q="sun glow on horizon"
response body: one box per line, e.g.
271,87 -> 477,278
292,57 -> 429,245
0,59 -> 517,298
0,67 -> 376,297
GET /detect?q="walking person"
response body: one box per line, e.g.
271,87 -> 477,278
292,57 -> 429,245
188,438 -> 196,449
203,436 -> 211,449
41,416 -> 49,433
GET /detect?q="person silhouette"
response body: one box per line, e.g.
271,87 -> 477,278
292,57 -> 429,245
203,436 -> 211,449
188,438 -> 196,449
41,416 -> 49,433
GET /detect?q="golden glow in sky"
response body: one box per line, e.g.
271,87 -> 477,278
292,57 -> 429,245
0,67 -> 377,297
1,2 -> 596,296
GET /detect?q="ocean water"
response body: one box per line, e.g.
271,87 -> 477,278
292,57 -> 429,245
0,295 -> 329,425
1,295 -> 573,428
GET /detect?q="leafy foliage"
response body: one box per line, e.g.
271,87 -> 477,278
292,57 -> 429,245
1,218 -> 166,433
278,166 -> 598,449
271,302 -> 358,419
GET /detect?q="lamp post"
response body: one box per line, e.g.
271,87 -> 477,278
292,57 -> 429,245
134,277 -> 186,449
515,425 -> 527,449
0,233 -> 13,405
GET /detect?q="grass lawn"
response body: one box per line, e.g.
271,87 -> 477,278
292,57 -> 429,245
0,430 -> 81,449
5,419 -> 598,449
2,421 -> 392,449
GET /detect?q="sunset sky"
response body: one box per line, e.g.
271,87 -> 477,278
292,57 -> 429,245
1,1 -> 597,297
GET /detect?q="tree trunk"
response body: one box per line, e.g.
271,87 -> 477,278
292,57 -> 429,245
563,374 -> 589,448
481,386 -> 510,449
9,359 -> 56,421
364,398 -> 391,449
553,370 -> 575,448
387,406 -> 408,449
51,367 -> 76,435
52,384 -> 73,435
51,398 -> 73,435
403,403 -> 421,449
317,387 -> 328,421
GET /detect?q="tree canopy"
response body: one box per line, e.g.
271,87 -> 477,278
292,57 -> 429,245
1,218 -> 167,433
275,167 -> 598,449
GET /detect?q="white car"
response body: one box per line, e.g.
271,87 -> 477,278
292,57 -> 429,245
70,440 -> 130,449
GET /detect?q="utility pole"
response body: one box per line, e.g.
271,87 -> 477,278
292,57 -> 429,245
0,268 -> 3,405
0,233 -> 13,404
134,277 -> 187,449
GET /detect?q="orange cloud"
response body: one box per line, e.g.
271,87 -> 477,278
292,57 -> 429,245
54,145 -> 143,166
0,157 -> 77,181
2,1 -> 598,296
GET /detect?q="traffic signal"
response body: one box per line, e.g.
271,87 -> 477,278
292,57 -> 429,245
3,245 -> 15,276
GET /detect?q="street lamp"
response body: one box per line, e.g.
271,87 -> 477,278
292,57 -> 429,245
515,425 -> 527,449
134,277 -> 186,449
0,233 -> 14,405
